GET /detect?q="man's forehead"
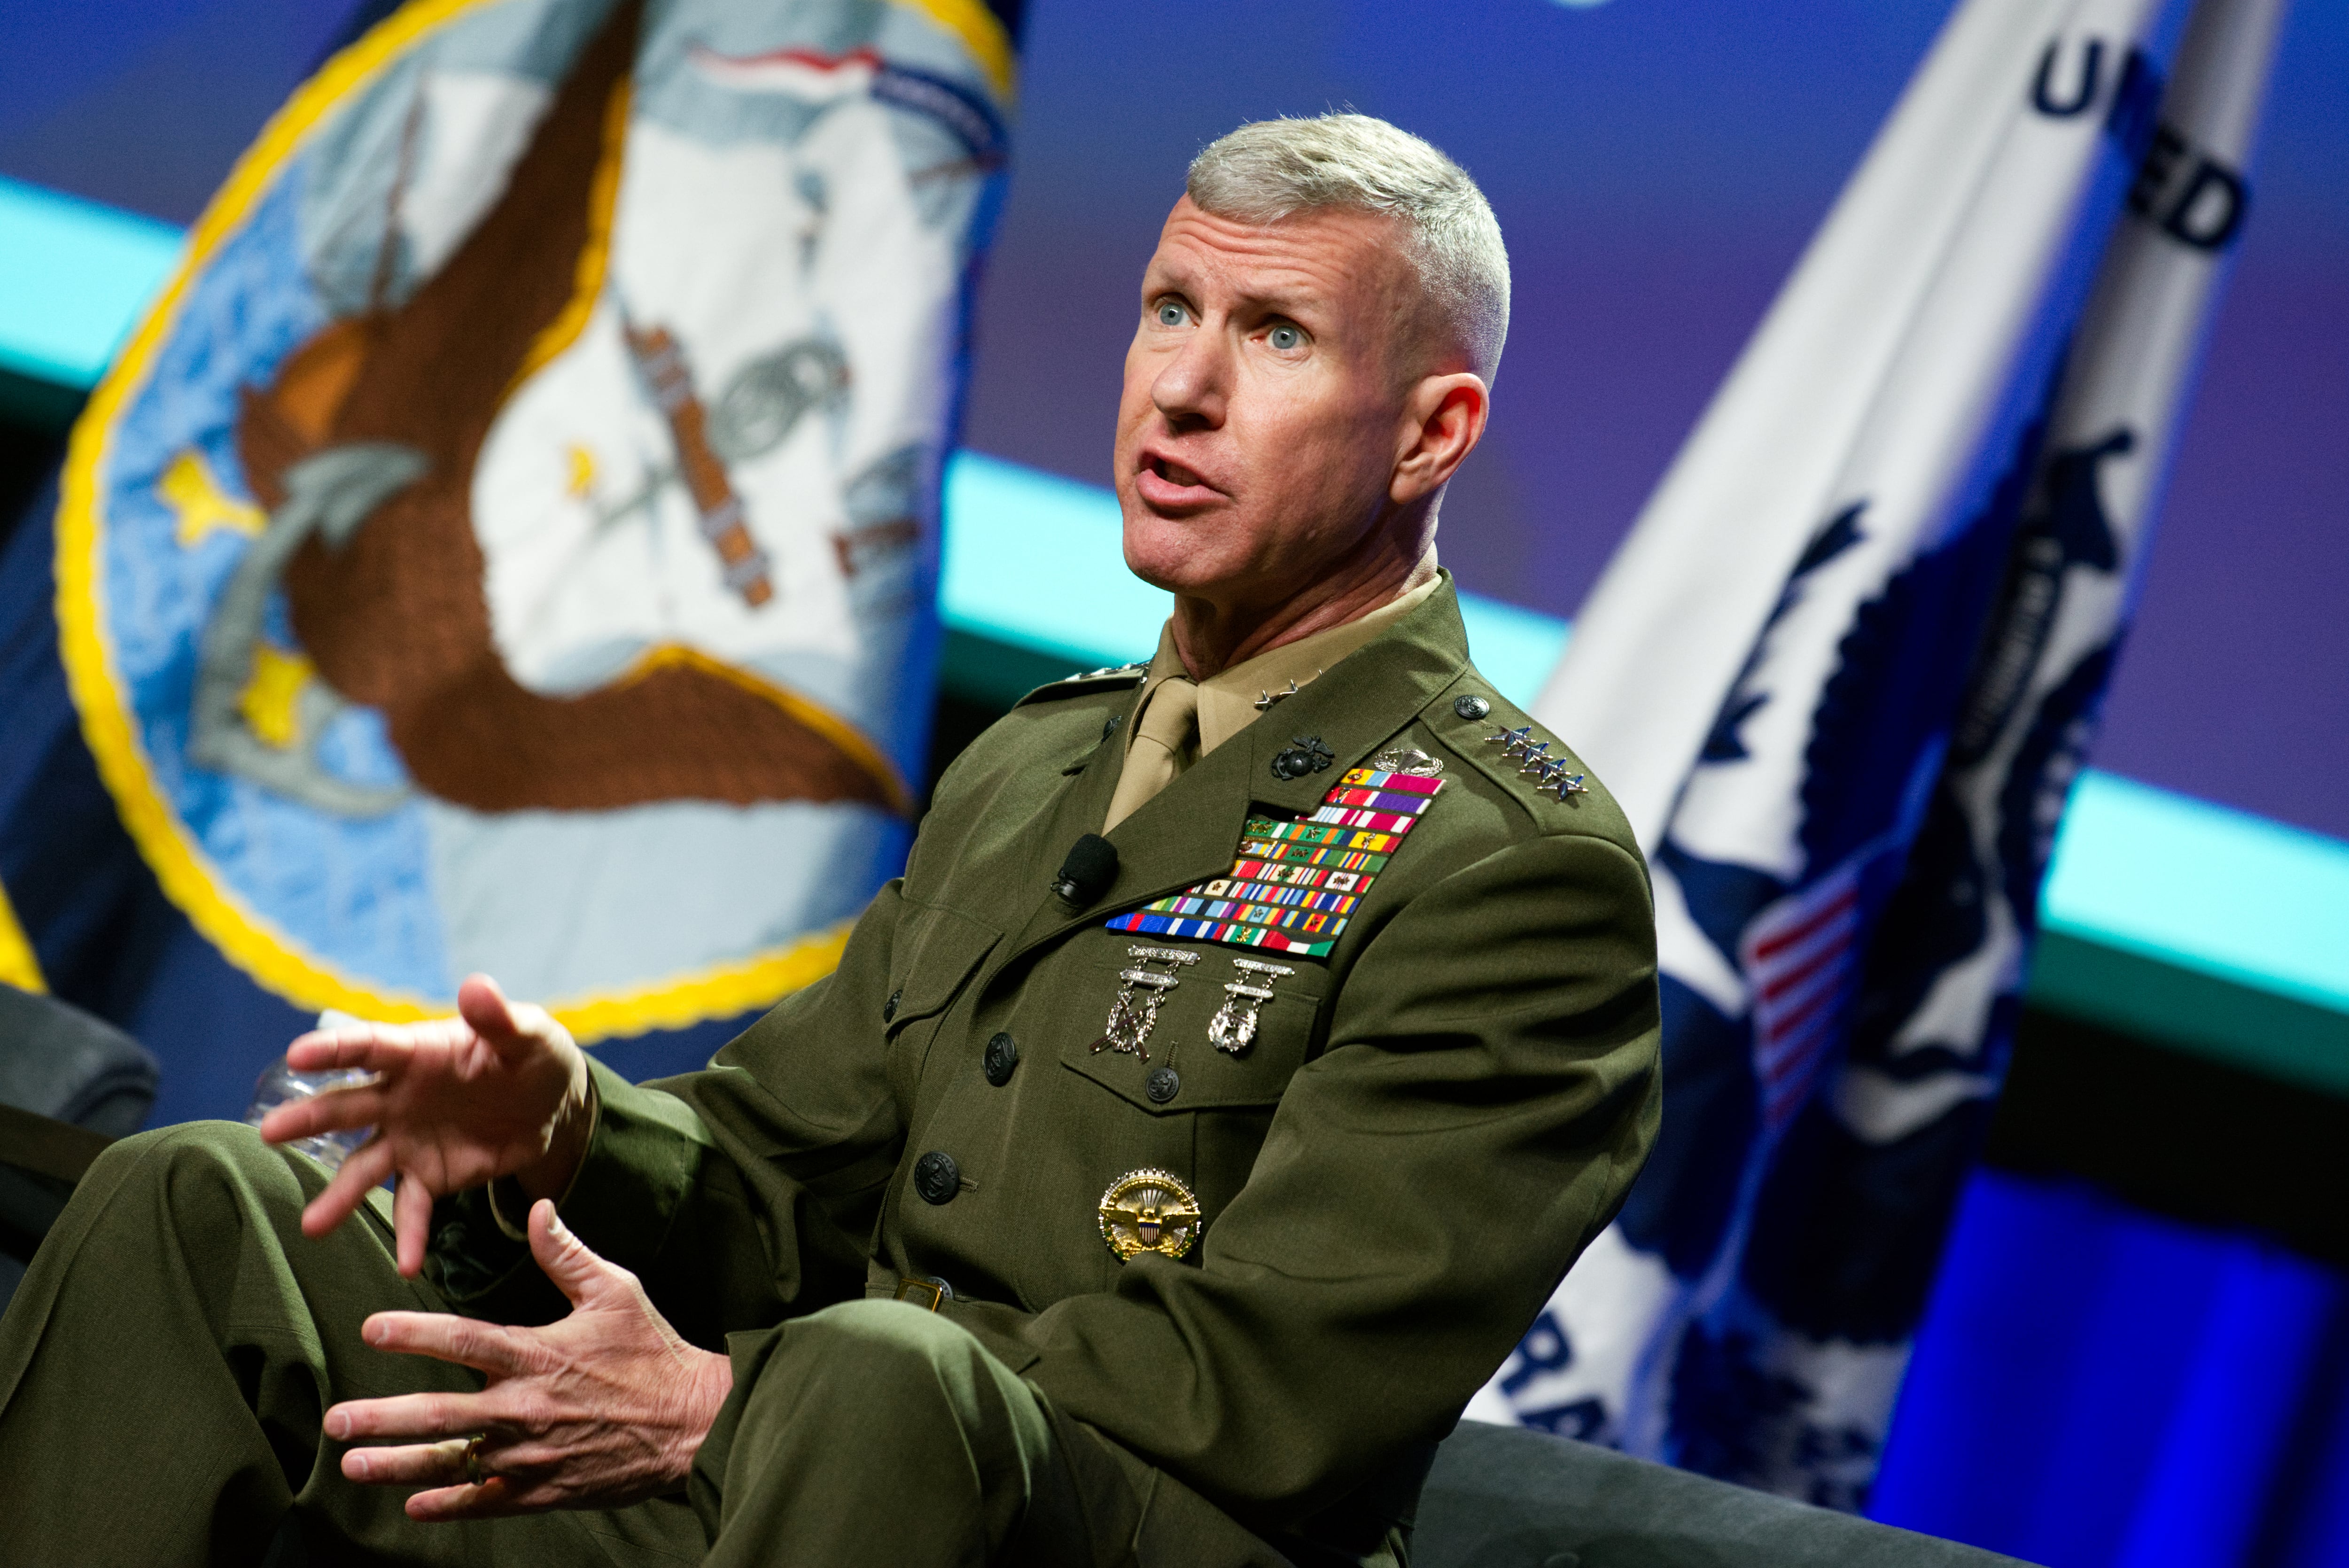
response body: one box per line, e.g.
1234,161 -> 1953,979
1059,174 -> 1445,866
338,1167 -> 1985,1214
1144,200 -> 1400,310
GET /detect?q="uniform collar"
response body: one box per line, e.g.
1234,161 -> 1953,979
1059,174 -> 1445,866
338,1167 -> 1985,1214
1195,573 -> 1441,755
1122,572 -> 1444,762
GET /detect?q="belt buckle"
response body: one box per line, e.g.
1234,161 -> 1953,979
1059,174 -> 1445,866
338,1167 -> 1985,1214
893,1275 -> 951,1312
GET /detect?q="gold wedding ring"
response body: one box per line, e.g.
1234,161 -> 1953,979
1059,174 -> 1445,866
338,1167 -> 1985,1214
463,1435 -> 490,1486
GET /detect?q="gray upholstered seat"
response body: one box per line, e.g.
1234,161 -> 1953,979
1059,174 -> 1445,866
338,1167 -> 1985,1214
1415,1420 -> 2030,1568
0,983 -> 158,1310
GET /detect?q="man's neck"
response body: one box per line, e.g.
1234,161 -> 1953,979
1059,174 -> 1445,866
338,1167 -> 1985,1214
1170,549 -> 1439,682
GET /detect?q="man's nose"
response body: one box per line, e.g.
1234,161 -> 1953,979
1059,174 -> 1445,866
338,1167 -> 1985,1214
1151,330 -> 1227,430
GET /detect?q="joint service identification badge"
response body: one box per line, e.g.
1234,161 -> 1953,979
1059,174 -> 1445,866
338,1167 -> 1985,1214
1099,1167 -> 1203,1262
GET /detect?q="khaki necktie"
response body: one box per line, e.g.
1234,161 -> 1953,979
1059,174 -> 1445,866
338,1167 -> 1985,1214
1102,676 -> 1199,832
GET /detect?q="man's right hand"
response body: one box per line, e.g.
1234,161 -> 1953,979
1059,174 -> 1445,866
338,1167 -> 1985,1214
258,974 -> 594,1279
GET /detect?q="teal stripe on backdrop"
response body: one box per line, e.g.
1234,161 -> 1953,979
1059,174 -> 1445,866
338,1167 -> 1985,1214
4,179 -> 2342,1082
2046,772 -> 2349,1017
0,176 -> 180,388
941,451 -> 1572,705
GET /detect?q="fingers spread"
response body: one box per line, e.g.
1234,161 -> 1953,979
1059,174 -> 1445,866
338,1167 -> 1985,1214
392,1173 -> 436,1279
324,1389 -> 481,1443
405,1476 -> 544,1521
299,1138 -> 397,1240
284,1027 -> 416,1075
458,973 -> 574,1064
456,974 -> 521,1048
528,1201 -> 622,1307
342,1436 -> 472,1487
257,1081 -> 385,1147
362,1310 -> 532,1375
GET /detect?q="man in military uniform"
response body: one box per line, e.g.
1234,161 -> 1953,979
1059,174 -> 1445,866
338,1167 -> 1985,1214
0,115 -> 1659,1566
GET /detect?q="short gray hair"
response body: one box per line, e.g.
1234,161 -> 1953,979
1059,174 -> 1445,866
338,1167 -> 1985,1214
1187,114 -> 1510,383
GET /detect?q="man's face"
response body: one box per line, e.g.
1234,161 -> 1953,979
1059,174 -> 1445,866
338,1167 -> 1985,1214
1113,197 -> 1431,610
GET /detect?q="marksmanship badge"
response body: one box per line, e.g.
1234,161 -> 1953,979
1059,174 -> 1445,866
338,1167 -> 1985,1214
1093,946 -> 1199,1061
1207,958 -> 1295,1054
1099,1167 -> 1203,1262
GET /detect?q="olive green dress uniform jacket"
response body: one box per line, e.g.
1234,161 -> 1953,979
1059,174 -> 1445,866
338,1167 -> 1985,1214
429,576 -> 1662,1558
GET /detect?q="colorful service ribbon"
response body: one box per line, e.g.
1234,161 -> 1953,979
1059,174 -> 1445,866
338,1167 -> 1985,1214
1104,767 -> 1446,958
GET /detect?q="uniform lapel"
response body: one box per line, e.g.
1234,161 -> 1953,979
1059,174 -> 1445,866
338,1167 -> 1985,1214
1232,577 -> 1472,825
995,575 -> 1475,970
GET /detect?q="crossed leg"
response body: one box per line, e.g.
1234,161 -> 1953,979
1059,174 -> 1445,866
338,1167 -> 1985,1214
0,1122 -> 1286,1567
0,1122 -> 687,1566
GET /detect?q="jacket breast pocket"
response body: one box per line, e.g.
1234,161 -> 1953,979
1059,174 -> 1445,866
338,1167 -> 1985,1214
886,901 -> 1001,1050
1058,943 -> 1325,1115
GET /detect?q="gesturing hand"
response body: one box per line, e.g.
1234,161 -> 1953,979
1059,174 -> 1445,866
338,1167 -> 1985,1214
327,1200 -> 735,1519
257,973 -> 593,1276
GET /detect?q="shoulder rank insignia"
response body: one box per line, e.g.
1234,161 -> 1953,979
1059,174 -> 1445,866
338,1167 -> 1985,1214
1015,660 -> 1149,707
1487,723 -> 1587,801
1099,1167 -> 1202,1262
1105,766 -> 1446,958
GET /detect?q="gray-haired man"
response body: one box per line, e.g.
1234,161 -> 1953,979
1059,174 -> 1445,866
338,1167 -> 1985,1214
0,115 -> 1658,1568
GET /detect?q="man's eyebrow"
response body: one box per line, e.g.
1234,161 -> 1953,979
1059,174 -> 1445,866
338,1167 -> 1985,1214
1226,280 -> 1331,324
1142,274 -> 1330,323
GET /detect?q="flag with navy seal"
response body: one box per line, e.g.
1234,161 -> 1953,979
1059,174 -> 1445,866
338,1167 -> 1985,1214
1465,0 -> 2289,1508
2,0 -> 1019,1102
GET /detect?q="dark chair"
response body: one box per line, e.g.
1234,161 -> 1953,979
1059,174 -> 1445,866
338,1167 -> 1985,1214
0,982 -> 159,1312
1416,1420 -> 2031,1567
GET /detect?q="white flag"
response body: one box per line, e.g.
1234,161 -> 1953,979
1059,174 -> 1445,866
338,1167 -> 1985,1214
1470,0 -> 2288,1508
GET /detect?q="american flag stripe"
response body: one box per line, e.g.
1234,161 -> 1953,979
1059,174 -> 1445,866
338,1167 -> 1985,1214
1743,869 -> 1864,1133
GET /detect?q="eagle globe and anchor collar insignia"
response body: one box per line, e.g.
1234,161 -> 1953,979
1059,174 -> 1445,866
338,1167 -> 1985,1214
1269,734 -> 1336,782
1099,1167 -> 1203,1262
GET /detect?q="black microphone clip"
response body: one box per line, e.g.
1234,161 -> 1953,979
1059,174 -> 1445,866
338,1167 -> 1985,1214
1051,834 -> 1119,908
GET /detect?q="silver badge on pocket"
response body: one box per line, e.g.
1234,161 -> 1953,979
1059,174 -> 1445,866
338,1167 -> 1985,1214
1208,958 -> 1296,1055
1095,946 -> 1200,1062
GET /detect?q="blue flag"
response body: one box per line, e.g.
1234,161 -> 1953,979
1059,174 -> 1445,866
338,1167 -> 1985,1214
0,0 -> 1020,1119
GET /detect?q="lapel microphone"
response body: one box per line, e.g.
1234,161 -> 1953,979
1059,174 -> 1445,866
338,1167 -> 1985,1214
1051,834 -> 1119,908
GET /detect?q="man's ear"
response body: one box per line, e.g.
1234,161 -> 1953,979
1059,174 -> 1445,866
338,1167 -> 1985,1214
1390,373 -> 1490,506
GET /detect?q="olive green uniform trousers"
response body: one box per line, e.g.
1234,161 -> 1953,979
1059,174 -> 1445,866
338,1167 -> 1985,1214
0,1123 -> 1284,1567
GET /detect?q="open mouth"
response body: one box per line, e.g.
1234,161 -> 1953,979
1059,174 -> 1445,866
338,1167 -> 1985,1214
1136,450 -> 1220,509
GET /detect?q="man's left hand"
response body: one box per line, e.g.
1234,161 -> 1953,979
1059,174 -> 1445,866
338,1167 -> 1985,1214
326,1200 -> 734,1520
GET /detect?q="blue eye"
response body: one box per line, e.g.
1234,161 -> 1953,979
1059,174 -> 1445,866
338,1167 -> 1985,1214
1156,302 -> 1186,326
1268,324 -> 1303,350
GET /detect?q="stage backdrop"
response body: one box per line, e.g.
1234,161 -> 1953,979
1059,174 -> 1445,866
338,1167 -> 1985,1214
8,0 -> 2338,845
0,0 -> 1020,1117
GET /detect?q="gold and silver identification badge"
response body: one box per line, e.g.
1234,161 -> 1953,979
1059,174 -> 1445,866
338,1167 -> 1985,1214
1093,946 -> 1200,1062
1099,1167 -> 1203,1262
1207,958 -> 1295,1055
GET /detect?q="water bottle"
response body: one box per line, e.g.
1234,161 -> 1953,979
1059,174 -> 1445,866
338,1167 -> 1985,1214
244,1009 -> 376,1171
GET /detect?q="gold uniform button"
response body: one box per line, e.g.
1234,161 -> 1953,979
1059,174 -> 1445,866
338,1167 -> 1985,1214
1098,1167 -> 1202,1262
